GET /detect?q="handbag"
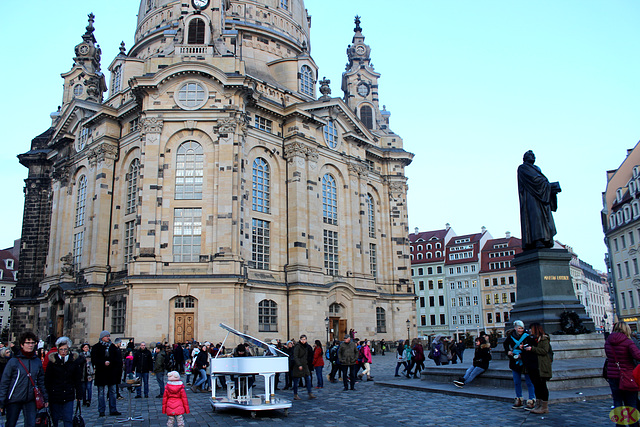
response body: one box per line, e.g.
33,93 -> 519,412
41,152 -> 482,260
611,348 -> 640,391
35,409 -> 51,426
17,359 -> 46,410
72,403 -> 85,427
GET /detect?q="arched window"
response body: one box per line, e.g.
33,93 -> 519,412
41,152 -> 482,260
610,214 -> 616,229
634,202 -> 640,218
436,243 -> 441,249
258,300 -> 277,332
436,251 -> 442,258
324,120 -> 338,148
329,303 -> 341,314
126,159 -> 140,215
417,245 -> 423,251
427,267 -> 433,274
300,65 -> 314,96
376,307 -> 386,333
75,175 -> 87,227
360,105 -> 373,129
175,141 -> 203,199
252,158 -> 270,213
112,65 -> 122,94
366,194 -> 375,238
417,253 -> 423,260
427,253 -> 432,259
322,174 -> 337,225
188,18 -> 206,44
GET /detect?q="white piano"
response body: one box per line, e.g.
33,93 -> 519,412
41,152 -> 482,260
209,323 -> 291,418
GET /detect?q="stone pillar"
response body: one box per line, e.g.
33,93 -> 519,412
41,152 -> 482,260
138,117 -> 164,261
284,141 -> 310,269
510,248 -> 595,334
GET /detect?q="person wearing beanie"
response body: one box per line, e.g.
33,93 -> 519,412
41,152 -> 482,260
162,371 -> 190,427
504,320 -> 536,410
91,330 -> 122,417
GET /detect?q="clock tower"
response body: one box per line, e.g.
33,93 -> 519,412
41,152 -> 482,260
342,16 -> 381,130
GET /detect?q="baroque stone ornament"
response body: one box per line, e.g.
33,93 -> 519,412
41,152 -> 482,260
89,143 -> 118,165
141,117 -> 164,134
319,77 -> 331,100
60,252 -> 74,276
216,117 -> 237,133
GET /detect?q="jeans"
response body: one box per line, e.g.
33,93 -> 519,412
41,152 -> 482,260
341,364 -> 357,389
314,366 -> 324,387
97,384 -> 117,414
136,372 -> 150,397
462,366 -> 485,384
292,375 -> 311,395
50,400 -> 74,427
5,400 -> 37,427
193,368 -> 207,388
329,363 -> 341,381
395,361 -> 406,375
82,380 -> 93,402
609,378 -> 640,427
512,370 -> 535,400
156,371 -> 166,396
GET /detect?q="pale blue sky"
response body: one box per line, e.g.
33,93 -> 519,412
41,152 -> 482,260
2,1 -> 639,271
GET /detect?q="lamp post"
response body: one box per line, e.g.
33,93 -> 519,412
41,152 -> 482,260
325,317 -> 330,346
406,319 -> 410,342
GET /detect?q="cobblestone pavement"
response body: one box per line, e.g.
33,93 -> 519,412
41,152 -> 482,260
15,353 -> 615,426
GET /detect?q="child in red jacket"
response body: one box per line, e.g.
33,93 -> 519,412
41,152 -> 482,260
162,371 -> 190,427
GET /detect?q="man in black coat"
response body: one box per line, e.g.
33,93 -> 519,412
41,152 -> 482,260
91,330 -> 122,417
133,342 -> 153,398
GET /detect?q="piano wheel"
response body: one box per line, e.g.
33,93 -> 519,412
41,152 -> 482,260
250,411 -> 257,419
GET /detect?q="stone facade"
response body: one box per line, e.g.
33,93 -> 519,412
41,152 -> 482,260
13,1 -> 414,346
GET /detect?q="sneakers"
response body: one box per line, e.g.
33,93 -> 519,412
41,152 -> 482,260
512,397 -> 523,409
453,378 -> 465,388
524,399 -> 536,410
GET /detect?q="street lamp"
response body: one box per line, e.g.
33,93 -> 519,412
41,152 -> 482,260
325,317 -> 330,346
406,319 -> 410,341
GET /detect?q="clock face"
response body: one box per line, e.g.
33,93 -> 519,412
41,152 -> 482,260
78,44 -> 89,55
355,45 -> 366,55
357,83 -> 369,97
192,0 -> 209,9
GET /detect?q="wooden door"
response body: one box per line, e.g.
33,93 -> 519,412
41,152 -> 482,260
174,313 -> 194,343
56,316 -> 64,339
338,319 -> 347,340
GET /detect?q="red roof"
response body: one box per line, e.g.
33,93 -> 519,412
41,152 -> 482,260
479,237 -> 522,272
0,250 -> 17,282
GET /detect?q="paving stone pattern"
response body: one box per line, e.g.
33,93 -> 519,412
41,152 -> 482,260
15,353 -> 615,426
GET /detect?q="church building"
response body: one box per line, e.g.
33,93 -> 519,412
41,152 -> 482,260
14,0 -> 414,345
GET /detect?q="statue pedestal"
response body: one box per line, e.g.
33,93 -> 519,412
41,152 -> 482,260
510,248 -> 594,334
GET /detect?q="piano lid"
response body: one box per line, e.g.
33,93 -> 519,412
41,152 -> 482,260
219,323 -> 288,357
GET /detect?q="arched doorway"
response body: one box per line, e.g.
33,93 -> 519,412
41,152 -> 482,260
171,296 -> 197,343
328,303 -> 346,342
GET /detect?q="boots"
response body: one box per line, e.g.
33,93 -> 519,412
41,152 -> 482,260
531,400 -> 549,414
308,392 -> 316,399
524,399 -> 536,410
293,394 -> 301,400
366,375 -> 374,381
511,397 -> 523,409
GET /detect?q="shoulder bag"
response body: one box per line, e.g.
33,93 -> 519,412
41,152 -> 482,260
73,403 -> 85,427
17,359 -> 46,410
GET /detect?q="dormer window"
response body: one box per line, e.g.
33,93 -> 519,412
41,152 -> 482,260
112,65 -> 122,94
634,166 -> 639,178
188,18 -> 206,45
631,181 -> 637,195
300,65 -> 314,96
617,188 -> 624,202
625,206 -> 632,222
610,214 -> 616,229
634,202 -> 640,219
5,259 -> 13,270
618,211 -> 624,225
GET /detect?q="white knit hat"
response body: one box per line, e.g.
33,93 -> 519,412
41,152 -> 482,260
167,371 -> 180,381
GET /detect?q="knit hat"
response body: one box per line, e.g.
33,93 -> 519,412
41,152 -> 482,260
167,371 -> 180,381
99,331 -> 110,340
513,320 -> 525,329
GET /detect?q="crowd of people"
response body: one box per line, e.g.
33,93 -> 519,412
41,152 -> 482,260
13,318 -> 640,425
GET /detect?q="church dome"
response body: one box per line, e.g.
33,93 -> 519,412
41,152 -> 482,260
135,0 -> 310,52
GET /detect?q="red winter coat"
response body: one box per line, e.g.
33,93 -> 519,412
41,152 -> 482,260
362,345 -> 372,364
604,332 -> 640,380
313,347 -> 324,368
162,381 -> 190,416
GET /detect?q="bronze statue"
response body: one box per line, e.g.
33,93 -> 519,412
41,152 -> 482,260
517,150 -> 561,250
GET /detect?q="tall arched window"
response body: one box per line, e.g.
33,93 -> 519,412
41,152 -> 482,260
75,175 -> 87,227
175,141 -> 203,200
300,65 -> 314,96
323,120 -> 338,149
188,18 -> 206,44
322,174 -> 337,225
376,307 -> 386,333
112,65 -> 122,94
360,105 -> 373,129
126,159 -> 140,215
252,158 -> 270,213
258,299 -> 277,332
366,194 -> 375,238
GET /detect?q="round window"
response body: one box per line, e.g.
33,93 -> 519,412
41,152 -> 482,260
73,84 -> 84,97
175,82 -> 208,110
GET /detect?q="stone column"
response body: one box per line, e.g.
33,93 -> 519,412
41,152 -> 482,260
138,117 -> 164,262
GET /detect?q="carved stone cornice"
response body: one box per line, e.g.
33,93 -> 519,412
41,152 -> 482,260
141,117 -> 164,135
348,163 -> 368,177
284,142 -> 307,162
51,164 -> 71,187
215,117 -> 237,134
89,143 -> 118,166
